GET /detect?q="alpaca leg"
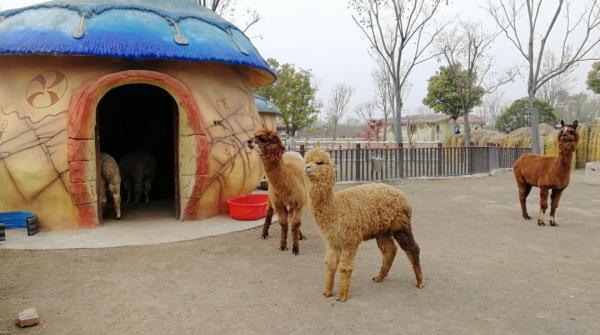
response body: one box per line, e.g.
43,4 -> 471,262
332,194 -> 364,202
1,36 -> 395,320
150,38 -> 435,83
299,229 -> 306,240
337,247 -> 358,302
549,188 -> 564,227
261,201 -> 274,239
143,179 -> 152,205
133,179 -> 143,206
324,246 -> 341,297
290,210 -> 302,255
109,182 -> 121,220
394,229 -> 425,289
538,188 -> 549,226
518,183 -> 533,220
274,205 -> 288,251
123,179 -> 132,205
372,234 -> 397,282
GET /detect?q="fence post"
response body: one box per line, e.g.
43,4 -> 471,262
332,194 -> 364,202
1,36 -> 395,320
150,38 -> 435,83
398,142 -> 404,178
355,143 -> 361,181
437,142 -> 443,176
299,144 -> 305,157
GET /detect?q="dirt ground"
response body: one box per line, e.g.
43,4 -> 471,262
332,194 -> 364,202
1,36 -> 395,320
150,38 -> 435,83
1,170 -> 599,335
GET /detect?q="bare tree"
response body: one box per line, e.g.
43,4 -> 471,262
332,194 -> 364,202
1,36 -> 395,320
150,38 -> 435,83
199,0 -> 260,33
487,0 -> 600,153
372,62 -> 394,141
538,52 -> 575,110
327,84 -> 354,140
477,92 -> 506,129
350,0 -> 445,146
436,22 -> 518,145
354,102 -> 378,124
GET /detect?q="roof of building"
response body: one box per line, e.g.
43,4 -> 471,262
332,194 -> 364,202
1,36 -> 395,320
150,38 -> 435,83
253,95 -> 281,115
0,0 -> 274,86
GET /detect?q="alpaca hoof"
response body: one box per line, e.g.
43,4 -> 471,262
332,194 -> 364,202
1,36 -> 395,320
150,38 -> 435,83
292,247 -> 299,255
523,214 -> 531,220
336,294 -> 348,302
417,282 -> 425,289
261,233 -> 268,239
299,235 -> 307,240
550,221 -> 559,227
537,219 -> 546,226
279,246 -> 288,251
116,216 -> 121,220
323,291 -> 333,297
372,276 -> 384,282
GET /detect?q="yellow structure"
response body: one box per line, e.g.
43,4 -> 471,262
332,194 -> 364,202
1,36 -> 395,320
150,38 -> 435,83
385,114 -> 485,144
0,1 -> 275,229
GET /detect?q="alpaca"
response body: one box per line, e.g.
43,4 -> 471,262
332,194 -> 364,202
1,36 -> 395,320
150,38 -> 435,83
303,148 -> 424,302
119,151 -> 157,206
248,129 -> 307,255
99,153 -> 122,220
513,120 -> 579,226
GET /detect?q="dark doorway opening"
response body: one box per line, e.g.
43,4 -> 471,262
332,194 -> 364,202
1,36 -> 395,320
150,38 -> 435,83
96,84 -> 179,221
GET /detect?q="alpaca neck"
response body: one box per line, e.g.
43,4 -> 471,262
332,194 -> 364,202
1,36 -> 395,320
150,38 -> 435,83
307,184 -> 336,230
261,155 -> 290,193
555,149 -> 573,170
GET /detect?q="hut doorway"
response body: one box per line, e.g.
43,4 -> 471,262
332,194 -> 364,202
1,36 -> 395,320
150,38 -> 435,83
96,84 -> 179,222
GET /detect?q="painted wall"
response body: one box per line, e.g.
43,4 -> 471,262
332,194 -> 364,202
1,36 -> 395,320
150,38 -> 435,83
0,56 -> 264,229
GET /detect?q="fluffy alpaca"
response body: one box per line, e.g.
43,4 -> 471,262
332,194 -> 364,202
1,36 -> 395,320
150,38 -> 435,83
119,151 -> 157,205
303,148 -> 424,302
513,120 -> 579,226
99,153 -> 122,220
248,129 -> 307,255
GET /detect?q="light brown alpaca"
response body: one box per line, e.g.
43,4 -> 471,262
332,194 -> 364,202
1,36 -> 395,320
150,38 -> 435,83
513,120 -> 579,226
99,153 -> 122,220
303,148 -> 424,302
248,129 -> 307,255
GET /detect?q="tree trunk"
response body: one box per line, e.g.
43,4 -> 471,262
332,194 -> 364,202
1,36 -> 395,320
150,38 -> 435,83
528,90 -> 541,153
332,121 -> 338,141
383,115 -> 388,142
394,84 -> 404,147
463,110 -> 472,146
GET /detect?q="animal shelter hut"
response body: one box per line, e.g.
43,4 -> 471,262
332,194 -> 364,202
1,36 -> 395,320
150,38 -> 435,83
0,0 -> 276,230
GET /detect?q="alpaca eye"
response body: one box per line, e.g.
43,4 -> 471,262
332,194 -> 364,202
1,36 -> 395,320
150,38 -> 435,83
316,161 -> 324,165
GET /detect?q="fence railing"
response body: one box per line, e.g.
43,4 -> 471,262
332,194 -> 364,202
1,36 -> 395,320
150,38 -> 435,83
296,144 -> 530,182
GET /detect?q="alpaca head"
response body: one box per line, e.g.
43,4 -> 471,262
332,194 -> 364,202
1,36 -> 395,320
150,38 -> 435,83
304,148 -> 336,189
558,120 -> 579,154
248,128 -> 285,161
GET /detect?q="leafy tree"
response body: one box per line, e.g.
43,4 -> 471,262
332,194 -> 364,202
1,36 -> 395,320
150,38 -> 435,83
255,59 -> 321,137
496,98 -> 558,133
423,65 -> 484,132
588,62 -> 600,95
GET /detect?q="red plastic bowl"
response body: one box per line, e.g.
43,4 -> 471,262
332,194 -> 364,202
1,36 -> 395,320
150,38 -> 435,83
227,194 -> 269,220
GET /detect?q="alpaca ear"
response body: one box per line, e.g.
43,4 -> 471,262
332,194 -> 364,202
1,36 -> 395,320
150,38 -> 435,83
573,120 -> 578,129
560,120 -> 565,127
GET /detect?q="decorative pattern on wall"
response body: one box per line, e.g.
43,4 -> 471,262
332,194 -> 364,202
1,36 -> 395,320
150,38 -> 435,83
26,71 -> 68,109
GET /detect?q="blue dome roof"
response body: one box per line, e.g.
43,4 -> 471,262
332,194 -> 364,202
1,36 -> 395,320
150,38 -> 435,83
0,0 -> 275,85
254,95 -> 281,115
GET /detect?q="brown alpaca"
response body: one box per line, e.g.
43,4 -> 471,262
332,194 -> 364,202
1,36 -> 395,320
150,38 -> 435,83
303,148 -> 424,302
99,153 -> 122,220
513,120 -> 579,226
248,129 -> 307,255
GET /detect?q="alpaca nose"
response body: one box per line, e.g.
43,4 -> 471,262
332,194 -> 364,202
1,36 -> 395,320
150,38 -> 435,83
246,139 -> 255,149
304,165 -> 313,175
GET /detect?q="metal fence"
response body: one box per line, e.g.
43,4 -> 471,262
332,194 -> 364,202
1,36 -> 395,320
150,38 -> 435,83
296,144 -> 530,182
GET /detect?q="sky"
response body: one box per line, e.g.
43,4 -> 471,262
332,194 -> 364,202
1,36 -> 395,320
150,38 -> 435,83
2,0 -> 598,119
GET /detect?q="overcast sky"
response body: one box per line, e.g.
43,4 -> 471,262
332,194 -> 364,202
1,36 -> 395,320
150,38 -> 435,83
2,0 -> 598,118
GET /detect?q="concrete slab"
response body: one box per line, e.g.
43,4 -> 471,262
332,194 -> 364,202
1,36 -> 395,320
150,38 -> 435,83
0,200 -> 270,250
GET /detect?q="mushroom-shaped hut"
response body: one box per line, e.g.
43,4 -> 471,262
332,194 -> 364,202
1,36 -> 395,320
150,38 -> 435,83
254,95 -> 282,131
0,0 -> 276,229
